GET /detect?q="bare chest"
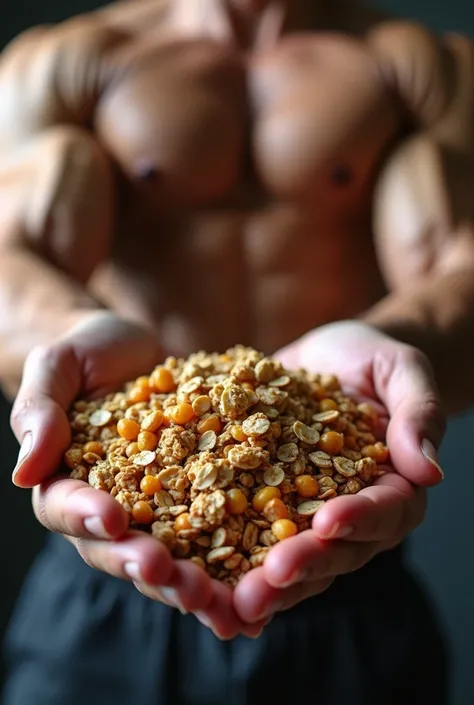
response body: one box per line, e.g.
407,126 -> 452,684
92,31 -> 402,353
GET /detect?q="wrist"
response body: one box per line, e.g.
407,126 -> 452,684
0,305 -> 106,400
361,315 -> 430,351
361,306 -> 464,414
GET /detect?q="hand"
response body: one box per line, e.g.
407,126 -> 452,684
233,321 -> 445,624
11,312 -> 265,639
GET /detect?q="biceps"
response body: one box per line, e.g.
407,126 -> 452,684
373,134 -> 474,291
0,125 -> 114,283
0,26 -> 54,150
0,19 -> 124,150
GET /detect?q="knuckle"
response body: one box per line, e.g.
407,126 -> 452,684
301,577 -> 334,600
383,537 -> 403,552
408,489 -> 427,532
32,486 -> 53,531
24,344 -> 57,374
58,483 -> 96,536
74,538 -> 97,570
310,577 -> 334,597
347,543 -> 375,574
134,583 -> 161,603
419,392 -> 443,417
32,477 -> 79,534
396,491 -> 425,538
322,544 -> 357,577
10,346 -> 55,429
365,508 -> 384,538
319,544 -> 338,577
422,398 -> 447,440
394,501 -> 411,539
398,345 -> 439,389
400,344 -> 429,369
74,537 -> 118,577
10,395 -> 35,432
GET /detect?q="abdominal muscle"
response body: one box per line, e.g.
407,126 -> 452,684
92,191 -> 387,356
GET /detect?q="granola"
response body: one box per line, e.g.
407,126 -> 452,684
65,346 -> 388,586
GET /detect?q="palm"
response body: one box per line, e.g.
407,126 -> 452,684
231,321 -> 444,625
278,322 -> 391,399
276,321 -> 445,477
11,312 -> 264,639
12,317 -> 443,636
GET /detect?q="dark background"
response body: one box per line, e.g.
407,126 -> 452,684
1,2 -> 474,704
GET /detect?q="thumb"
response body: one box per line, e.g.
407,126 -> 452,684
11,343 -> 80,488
11,313 -> 162,488
374,345 -> 446,487
64,312 -> 162,397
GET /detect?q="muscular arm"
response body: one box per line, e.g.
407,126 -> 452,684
0,0 -> 250,393
364,23 -> 474,414
0,13 -> 130,390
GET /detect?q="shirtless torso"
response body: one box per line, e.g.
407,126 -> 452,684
0,0 -> 472,387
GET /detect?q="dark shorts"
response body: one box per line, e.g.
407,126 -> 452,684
3,536 -> 449,705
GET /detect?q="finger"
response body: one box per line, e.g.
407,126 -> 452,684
374,345 -> 445,486
233,565 -> 333,623
262,531 -> 377,589
133,559 -> 214,614
277,326 -> 446,485
195,580 -> 266,640
60,313 -> 162,398
32,475 -> 129,539
11,344 -> 79,487
11,313 -> 162,488
69,530 -> 175,587
138,575 -> 267,640
312,474 -> 426,541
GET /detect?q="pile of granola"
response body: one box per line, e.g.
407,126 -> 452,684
65,346 -> 388,586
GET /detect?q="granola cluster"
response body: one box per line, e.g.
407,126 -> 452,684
65,346 -> 388,587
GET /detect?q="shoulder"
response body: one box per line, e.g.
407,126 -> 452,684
366,20 -> 461,127
0,14 -> 132,150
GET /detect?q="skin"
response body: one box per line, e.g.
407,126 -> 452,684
2,0 -> 474,637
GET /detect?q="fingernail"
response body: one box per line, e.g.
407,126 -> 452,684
278,570 -> 302,588
322,523 -> 354,540
124,562 -> 142,582
421,439 -> 444,480
161,587 -> 187,614
212,631 -> 232,641
83,516 -> 113,539
256,602 -> 284,621
195,611 -> 213,628
249,628 -> 264,640
12,432 -> 33,484
160,587 -> 179,605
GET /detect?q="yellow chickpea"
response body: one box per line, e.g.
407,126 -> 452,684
252,487 -> 281,512
272,519 -> 298,540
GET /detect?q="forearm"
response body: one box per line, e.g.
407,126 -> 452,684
363,268 -> 474,415
0,248 -> 103,394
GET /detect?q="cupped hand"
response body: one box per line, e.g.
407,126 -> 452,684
233,321 -> 446,624
10,312 -> 264,639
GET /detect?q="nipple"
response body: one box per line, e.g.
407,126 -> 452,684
331,163 -> 354,188
136,162 -> 160,183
